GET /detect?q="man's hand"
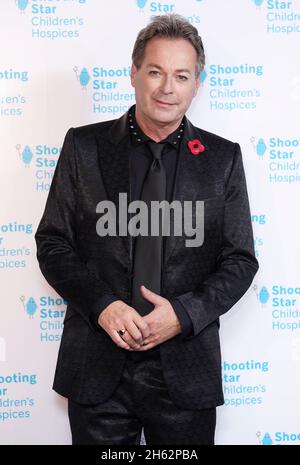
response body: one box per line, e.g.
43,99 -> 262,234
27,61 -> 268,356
137,285 -> 181,351
98,300 -> 151,351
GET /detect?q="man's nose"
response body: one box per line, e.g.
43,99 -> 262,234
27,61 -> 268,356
160,75 -> 174,94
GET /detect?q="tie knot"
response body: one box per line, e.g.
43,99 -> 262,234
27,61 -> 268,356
147,142 -> 165,161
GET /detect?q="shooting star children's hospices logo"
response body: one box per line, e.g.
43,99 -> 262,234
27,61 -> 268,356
73,64 -> 135,116
253,284 -> 300,332
15,0 -> 87,40
200,63 -> 264,111
16,143 -> 61,191
251,0 -> 300,35
19,295 -> 67,342
250,136 -> 300,184
223,359 -> 269,408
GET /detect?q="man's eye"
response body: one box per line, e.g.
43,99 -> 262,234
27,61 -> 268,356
149,70 -> 160,76
178,75 -> 188,81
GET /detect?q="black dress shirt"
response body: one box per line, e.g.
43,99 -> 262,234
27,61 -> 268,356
93,105 -> 193,339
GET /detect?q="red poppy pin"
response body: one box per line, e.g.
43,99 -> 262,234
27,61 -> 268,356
187,139 -> 205,155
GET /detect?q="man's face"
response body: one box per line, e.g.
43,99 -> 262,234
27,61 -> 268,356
131,37 -> 200,127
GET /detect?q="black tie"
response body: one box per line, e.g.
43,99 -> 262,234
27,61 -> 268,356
131,142 -> 167,316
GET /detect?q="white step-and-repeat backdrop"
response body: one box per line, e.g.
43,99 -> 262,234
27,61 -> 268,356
1,0 -> 300,445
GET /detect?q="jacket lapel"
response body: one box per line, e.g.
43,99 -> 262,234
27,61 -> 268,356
163,118 -> 212,269
96,111 -> 132,267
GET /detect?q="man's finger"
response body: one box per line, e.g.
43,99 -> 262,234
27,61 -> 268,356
125,320 -> 146,345
140,285 -> 163,306
110,331 -> 134,351
116,325 -> 143,349
138,340 -> 158,351
132,314 -> 151,340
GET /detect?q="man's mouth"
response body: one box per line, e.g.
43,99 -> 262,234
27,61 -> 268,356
154,99 -> 176,107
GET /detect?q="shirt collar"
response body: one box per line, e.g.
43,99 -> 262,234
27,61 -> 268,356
128,105 -> 185,151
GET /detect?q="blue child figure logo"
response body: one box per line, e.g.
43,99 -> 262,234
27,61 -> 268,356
257,431 -> 273,445
16,144 -> 33,167
262,433 -> 273,445
259,286 -> 270,306
250,137 -> 267,159
137,0 -> 148,11
200,69 -> 207,84
256,138 -> 267,159
73,66 -> 90,89
16,0 -> 29,13
20,296 -> 37,318
253,0 -> 265,7
253,285 -> 270,307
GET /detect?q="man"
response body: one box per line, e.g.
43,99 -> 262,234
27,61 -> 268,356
35,14 -> 259,445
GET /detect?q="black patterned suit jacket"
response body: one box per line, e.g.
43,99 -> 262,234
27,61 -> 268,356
35,109 -> 259,409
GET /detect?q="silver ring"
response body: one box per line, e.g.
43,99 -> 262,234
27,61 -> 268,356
117,329 -> 126,337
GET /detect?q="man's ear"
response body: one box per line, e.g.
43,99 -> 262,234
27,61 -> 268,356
130,63 -> 137,87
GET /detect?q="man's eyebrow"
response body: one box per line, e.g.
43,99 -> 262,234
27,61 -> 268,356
146,64 -> 191,74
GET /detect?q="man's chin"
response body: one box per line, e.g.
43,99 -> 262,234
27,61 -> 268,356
151,107 -> 181,125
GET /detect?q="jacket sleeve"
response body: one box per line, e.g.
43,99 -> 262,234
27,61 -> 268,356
169,298 -> 194,339
175,142 -> 259,340
90,293 -> 121,328
34,127 -> 117,328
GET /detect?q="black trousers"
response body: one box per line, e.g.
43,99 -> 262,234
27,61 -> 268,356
68,349 -> 216,445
